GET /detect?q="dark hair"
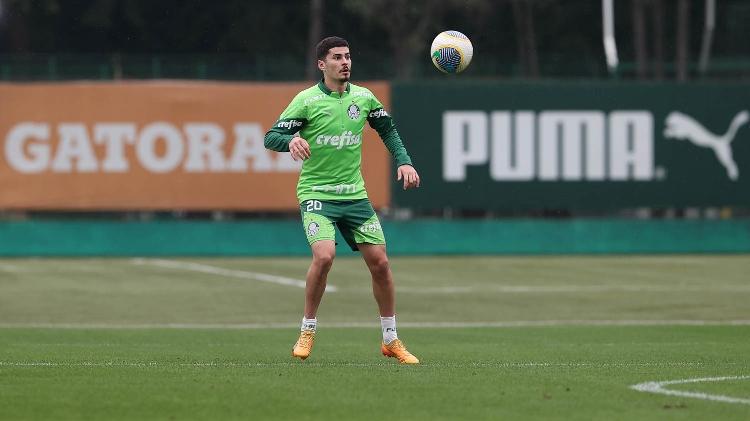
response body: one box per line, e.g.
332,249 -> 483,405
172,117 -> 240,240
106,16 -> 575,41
316,36 -> 349,60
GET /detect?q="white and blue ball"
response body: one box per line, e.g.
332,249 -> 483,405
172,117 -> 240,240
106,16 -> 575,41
430,30 -> 473,74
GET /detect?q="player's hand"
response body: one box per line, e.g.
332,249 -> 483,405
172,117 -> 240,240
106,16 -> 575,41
289,136 -> 311,161
397,165 -> 420,190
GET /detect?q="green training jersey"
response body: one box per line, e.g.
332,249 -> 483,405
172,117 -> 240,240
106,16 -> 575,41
264,80 -> 412,203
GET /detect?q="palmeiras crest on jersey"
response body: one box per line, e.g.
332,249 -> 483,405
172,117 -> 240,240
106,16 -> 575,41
347,104 -> 360,120
307,222 -> 320,237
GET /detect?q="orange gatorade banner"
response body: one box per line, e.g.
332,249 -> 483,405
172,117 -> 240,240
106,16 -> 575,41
0,81 -> 391,210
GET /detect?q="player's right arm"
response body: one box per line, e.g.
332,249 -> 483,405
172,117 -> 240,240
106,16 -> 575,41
264,93 -> 311,160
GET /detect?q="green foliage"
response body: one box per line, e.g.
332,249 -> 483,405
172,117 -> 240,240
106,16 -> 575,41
2,0 -> 750,79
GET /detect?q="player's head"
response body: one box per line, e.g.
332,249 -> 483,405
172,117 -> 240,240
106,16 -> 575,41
316,36 -> 351,83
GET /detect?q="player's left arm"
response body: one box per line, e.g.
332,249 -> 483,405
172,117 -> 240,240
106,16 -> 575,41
367,96 -> 420,190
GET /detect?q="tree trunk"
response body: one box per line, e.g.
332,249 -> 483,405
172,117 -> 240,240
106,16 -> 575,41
389,0 -> 434,80
632,0 -> 648,79
675,0 -> 690,81
651,0 -> 665,80
306,0 -> 325,81
389,17 -> 412,79
392,35 -> 415,79
524,0 -> 539,78
511,0 -> 528,76
511,0 -> 538,78
6,3 -> 30,52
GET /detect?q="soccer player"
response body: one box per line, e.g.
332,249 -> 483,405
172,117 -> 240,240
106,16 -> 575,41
264,36 -> 420,364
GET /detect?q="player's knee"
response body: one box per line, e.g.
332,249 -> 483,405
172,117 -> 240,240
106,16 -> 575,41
369,256 -> 390,277
313,251 -> 335,269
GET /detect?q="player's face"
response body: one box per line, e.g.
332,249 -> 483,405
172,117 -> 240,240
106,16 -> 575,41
319,46 -> 351,82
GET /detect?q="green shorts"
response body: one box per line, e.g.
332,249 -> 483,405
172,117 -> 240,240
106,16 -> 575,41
300,199 -> 386,251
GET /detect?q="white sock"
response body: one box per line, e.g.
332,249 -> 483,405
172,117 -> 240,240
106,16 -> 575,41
380,316 -> 398,344
301,317 -> 317,332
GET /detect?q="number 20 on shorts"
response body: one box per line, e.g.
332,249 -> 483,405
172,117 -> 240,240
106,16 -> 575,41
306,200 -> 323,212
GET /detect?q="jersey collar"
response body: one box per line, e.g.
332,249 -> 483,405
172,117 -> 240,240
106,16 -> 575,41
317,79 -> 351,96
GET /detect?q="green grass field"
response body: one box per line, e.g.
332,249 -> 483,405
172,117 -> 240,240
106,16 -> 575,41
1,255 -> 749,420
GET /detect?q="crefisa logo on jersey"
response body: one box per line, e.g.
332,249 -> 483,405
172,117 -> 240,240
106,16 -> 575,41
315,131 -> 362,149
368,109 -> 389,119
277,119 -> 304,130
347,104 -> 360,120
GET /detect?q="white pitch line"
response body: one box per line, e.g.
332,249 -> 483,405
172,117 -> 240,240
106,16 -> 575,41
0,361 -> 738,369
131,258 -> 334,292
1,320 -> 749,329
392,285 -> 750,294
0,263 -> 27,273
631,376 -> 750,405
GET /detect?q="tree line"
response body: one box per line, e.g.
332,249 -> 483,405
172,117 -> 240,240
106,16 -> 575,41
1,0 -> 748,80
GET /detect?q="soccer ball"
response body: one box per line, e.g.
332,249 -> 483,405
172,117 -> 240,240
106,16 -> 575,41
430,30 -> 473,74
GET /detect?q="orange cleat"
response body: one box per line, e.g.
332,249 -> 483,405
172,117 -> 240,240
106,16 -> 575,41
292,330 -> 315,360
381,339 -> 420,364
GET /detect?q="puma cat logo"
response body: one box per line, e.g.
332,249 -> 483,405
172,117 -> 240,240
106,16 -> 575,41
663,110 -> 748,180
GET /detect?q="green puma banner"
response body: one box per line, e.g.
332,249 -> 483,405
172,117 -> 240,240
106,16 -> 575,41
391,81 -> 750,210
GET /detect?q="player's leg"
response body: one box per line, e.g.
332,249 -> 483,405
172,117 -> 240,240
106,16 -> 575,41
292,239 -> 335,360
358,244 -> 418,364
293,201 -> 338,360
339,199 -> 419,364
304,239 -> 336,319
357,244 -> 394,317
337,203 -> 393,316
338,200 -> 394,317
